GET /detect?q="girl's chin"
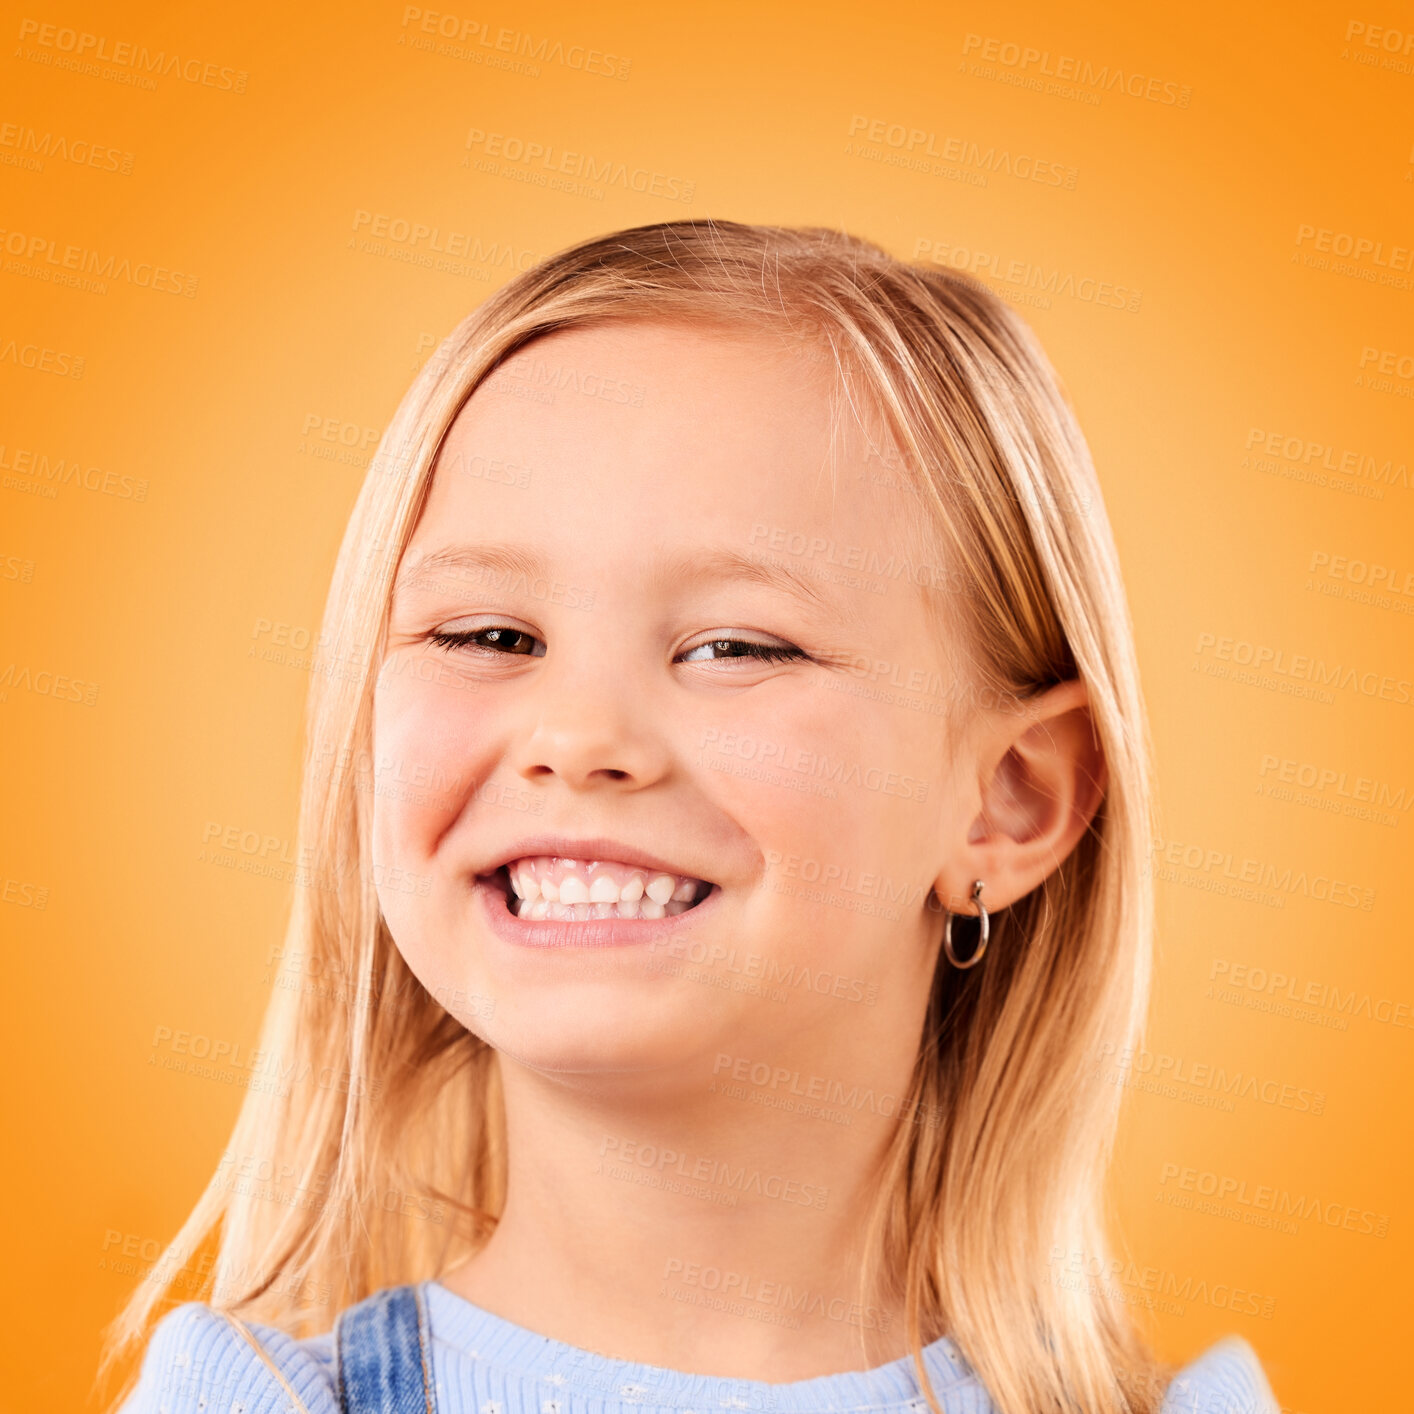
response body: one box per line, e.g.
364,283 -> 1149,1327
476,1010 -> 738,1077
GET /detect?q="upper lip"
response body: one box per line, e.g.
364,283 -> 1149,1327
476,836 -> 714,883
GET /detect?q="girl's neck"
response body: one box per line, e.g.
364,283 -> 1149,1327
438,1055 -> 924,1381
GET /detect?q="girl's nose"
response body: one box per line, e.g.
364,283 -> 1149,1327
505,654 -> 671,792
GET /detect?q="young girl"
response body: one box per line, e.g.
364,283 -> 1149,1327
101,220 -> 1279,1414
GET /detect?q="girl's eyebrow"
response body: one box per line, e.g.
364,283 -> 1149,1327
663,546 -> 835,616
393,541 -> 851,621
393,541 -> 539,596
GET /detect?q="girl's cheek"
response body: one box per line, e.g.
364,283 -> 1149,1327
376,664 -> 514,865
372,674 -> 485,866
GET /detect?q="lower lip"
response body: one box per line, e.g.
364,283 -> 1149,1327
472,872 -> 721,949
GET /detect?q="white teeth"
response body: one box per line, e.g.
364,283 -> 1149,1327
513,862 -> 541,902
558,876 -> 589,904
499,856 -> 708,919
505,892 -> 697,920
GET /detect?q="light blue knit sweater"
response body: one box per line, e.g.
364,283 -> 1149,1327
117,1279 -> 1280,1413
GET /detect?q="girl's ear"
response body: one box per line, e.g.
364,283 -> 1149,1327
938,678 -> 1108,914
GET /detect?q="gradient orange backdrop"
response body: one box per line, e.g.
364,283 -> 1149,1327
3,2 -> 1411,1410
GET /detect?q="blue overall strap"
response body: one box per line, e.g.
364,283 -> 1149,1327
334,1283 -> 438,1414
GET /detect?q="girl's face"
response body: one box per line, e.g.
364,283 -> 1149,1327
372,318 -> 978,1074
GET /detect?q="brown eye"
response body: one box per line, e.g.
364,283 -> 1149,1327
429,627 -> 545,657
678,638 -> 806,664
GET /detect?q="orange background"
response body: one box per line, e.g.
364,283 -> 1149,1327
3,2 -> 1411,1410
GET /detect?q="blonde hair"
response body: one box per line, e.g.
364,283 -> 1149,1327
100,219 -> 1170,1413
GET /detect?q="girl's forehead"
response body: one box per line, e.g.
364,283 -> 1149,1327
408,322 -> 933,590
451,317 -> 901,468
510,312 -> 869,395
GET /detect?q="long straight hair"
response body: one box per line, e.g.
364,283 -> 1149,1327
100,219 -> 1167,1414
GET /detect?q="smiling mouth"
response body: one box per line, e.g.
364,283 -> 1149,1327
483,856 -> 714,922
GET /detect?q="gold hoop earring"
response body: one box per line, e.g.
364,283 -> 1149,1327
943,880 -> 989,969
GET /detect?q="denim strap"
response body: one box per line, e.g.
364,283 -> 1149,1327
335,1283 -> 438,1414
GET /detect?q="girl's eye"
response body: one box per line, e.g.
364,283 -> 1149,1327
678,637 -> 806,666
428,627 -> 545,657
426,627 -> 805,666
